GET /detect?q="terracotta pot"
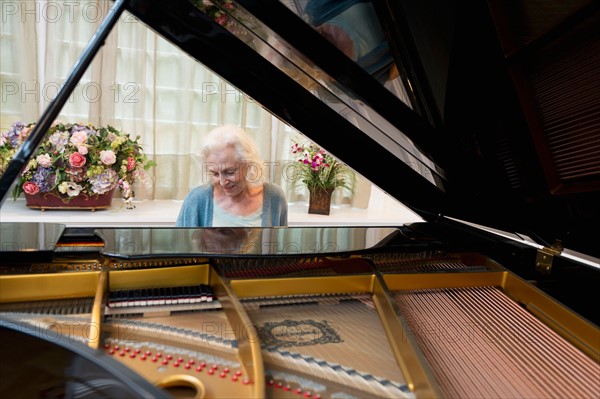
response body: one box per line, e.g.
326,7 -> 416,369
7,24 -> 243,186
308,187 -> 334,215
25,189 -> 116,211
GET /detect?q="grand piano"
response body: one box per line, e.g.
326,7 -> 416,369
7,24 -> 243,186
1,0 -> 599,398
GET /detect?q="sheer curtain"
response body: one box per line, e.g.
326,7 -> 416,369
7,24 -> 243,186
2,0 -> 367,207
0,0 -> 39,127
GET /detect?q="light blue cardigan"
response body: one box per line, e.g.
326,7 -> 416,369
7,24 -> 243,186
175,182 -> 288,227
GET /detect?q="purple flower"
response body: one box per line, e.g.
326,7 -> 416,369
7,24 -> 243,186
71,124 -> 97,136
48,131 -> 69,152
88,169 -> 118,194
31,167 -> 56,192
7,121 -> 25,147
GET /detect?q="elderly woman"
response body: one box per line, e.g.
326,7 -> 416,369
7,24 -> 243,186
176,125 -> 288,227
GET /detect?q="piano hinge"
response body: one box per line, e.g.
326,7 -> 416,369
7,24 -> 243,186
535,240 -> 563,274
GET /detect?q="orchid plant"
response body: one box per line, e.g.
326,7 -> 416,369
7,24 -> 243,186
290,142 -> 353,192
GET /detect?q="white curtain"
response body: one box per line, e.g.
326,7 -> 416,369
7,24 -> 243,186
0,0 -> 39,126
1,0 -> 368,207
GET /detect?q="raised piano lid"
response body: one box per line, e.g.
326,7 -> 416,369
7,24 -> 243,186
0,0 -> 598,262
0,319 -> 169,398
117,0 -> 599,259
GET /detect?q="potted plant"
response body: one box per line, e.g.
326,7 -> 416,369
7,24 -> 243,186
0,120 -> 155,210
290,142 -> 353,215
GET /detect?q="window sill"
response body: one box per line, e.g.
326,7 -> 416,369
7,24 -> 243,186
0,198 -> 422,227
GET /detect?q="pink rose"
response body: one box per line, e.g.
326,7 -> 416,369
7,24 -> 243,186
69,152 -> 87,168
22,182 -> 39,195
126,156 -> 136,171
100,150 -> 116,165
77,146 -> 88,155
70,131 -> 88,146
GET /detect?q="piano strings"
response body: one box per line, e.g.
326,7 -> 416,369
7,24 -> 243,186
1,253 -> 597,398
394,285 -> 600,398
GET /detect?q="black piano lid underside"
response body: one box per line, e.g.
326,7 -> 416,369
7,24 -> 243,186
122,0 -> 449,211
121,0 -> 599,257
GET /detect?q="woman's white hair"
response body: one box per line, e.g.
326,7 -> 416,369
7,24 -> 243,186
198,125 -> 264,186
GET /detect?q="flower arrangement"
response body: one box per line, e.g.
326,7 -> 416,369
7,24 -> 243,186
0,121 -> 155,209
290,142 -> 352,192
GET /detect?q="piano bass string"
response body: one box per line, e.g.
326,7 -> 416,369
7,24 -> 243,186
393,285 -> 600,399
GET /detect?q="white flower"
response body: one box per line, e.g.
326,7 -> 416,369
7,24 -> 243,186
58,181 -> 83,197
58,182 -> 69,194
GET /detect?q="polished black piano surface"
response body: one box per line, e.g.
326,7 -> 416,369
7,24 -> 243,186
1,1 -> 599,398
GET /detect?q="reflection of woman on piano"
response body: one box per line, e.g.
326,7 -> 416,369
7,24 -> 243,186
176,125 -> 288,227
191,228 -> 262,254
303,0 -> 394,83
